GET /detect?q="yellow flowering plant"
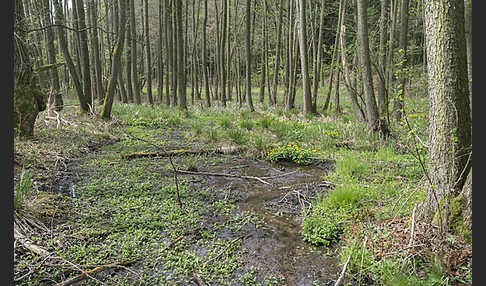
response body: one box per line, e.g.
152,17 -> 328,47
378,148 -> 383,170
266,144 -> 315,165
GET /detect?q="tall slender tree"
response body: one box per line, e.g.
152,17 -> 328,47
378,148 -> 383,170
245,0 -> 255,111
144,0 -> 153,105
100,0 -> 126,119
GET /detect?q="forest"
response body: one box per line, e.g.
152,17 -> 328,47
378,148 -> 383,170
13,0 -> 472,285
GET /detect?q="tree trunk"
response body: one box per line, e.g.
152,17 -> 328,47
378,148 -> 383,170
311,0 -> 326,113
14,0 -> 46,138
144,0 -> 153,105
129,0 -> 141,104
53,0 -> 90,113
245,0 -> 255,111
74,0 -> 93,108
175,0 -> 187,109
323,0 -> 344,111
125,0 -> 134,103
420,0 -> 472,235
357,0 -> 382,132
391,0 -> 409,121
297,0 -> 313,114
41,0 -> 63,111
100,0 -> 126,119
271,0 -> 284,106
202,0 -> 210,107
376,0 -> 389,117
464,0 -> 472,101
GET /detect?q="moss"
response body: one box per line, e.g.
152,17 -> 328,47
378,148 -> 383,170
449,195 -> 472,243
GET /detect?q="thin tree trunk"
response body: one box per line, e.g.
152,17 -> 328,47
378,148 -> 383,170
311,0 -> 326,113
376,0 -> 389,117
144,0 -> 153,105
202,0 -> 210,107
245,0 -> 255,111
53,0 -> 90,113
297,0 -> 313,114
323,0 -> 344,111
41,0 -> 63,111
271,0 -> 284,106
74,0 -> 92,107
391,0 -> 409,121
100,0 -> 126,119
357,0 -> 382,131
176,0 -> 187,109
129,0 -> 140,104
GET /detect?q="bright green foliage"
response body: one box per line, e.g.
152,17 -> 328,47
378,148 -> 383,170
301,205 -> 342,246
265,144 -> 316,165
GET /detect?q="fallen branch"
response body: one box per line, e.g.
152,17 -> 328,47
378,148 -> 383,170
54,260 -> 137,286
176,169 -> 271,185
121,149 -> 215,159
192,271 -> 208,286
408,203 -> 418,247
334,252 -> 352,286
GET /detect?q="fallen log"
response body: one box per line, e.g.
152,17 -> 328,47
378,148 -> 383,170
121,146 -> 238,159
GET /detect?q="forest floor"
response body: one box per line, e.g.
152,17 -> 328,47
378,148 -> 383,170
14,96 -> 472,285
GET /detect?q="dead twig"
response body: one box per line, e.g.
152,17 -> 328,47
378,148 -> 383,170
408,203 -> 418,247
54,260 -> 138,286
192,271 -> 208,286
176,169 -> 272,185
334,252 -> 352,286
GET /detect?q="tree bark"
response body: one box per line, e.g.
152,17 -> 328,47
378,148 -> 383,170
420,0 -> 472,234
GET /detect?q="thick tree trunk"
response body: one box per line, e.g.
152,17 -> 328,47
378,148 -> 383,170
14,0 -> 47,138
420,0 -> 472,235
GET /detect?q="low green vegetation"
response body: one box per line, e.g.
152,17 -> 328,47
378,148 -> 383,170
14,89 -> 470,285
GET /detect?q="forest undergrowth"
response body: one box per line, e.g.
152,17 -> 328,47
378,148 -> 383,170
13,91 -> 471,285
